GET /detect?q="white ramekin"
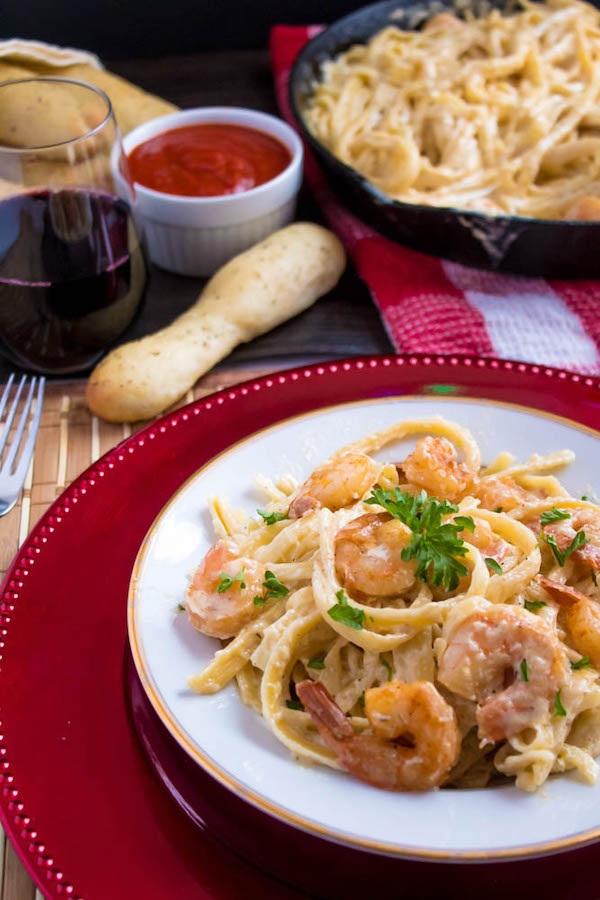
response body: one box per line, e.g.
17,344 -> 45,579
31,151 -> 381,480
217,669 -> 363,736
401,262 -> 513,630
113,107 -> 303,277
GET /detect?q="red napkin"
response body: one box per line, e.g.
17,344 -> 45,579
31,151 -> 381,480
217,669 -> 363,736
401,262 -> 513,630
270,25 -> 600,374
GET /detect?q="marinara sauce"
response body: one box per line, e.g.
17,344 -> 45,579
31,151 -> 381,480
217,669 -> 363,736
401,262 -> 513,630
127,123 -> 292,197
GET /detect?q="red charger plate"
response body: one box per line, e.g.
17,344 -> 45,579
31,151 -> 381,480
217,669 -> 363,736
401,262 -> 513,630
3,354 -> 600,900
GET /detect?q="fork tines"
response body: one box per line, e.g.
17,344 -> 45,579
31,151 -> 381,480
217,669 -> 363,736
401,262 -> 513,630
0,374 -> 45,483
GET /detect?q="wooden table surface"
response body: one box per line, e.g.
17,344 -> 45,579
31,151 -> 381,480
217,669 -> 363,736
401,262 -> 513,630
0,47 -> 391,900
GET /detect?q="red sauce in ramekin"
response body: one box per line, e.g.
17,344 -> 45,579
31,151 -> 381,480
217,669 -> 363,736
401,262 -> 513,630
127,123 -> 292,197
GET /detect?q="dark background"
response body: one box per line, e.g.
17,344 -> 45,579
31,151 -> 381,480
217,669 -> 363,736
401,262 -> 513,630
2,0 -> 361,57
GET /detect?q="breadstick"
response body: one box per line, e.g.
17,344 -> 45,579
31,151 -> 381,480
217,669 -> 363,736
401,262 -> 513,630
86,223 -> 345,422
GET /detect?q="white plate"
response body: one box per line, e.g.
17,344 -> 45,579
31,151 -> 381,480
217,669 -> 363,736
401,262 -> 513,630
128,396 -> 600,861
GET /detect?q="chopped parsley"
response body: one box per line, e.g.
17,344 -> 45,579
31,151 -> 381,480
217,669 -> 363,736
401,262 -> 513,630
494,506 -> 503,513
540,507 -> 571,526
520,659 -> 529,682
177,602 -> 185,611
328,588 -> 366,630
554,689 -> 567,717
263,570 -> 289,599
542,530 -> 589,567
365,488 -> 471,591
217,568 -> 246,593
257,508 -> 289,526
454,515 -> 475,533
381,658 -> 393,681
285,699 -> 304,711
524,599 -> 546,614
582,496 -> 589,502
253,570 -> 289,606
485,557 -> 503,575
571,657 -> 592,670
307,654 -> 325,670
358,692 -> 365,707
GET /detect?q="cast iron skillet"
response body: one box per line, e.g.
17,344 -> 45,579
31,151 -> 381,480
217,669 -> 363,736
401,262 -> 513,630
289,0 -> 600,277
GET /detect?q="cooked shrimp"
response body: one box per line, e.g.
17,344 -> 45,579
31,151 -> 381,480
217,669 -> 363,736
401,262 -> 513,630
296,679 -> 461,791
335,512 -> 416,598
542,509 -> 600,570
460,518 -> 520,570
565,196 -> 600,221
424,11 -> 461,29
288,451 -> 379,519
536,574 -> 600,668
186,539 -> 266,639
473,476 -> 537,512
438,605 -> 568,743
400,436 -> 473,502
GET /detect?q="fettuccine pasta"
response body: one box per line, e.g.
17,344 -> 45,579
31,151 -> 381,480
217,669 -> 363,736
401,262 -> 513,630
304,0 -> 600,219
180,417 -> 600,792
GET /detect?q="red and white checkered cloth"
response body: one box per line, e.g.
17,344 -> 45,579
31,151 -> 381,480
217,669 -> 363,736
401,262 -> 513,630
271,25 -> 600,374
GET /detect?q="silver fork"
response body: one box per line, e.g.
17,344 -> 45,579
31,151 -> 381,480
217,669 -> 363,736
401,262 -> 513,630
0,374 -> 45,516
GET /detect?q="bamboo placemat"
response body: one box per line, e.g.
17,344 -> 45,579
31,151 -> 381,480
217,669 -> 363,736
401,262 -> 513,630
0,364 -> 274,900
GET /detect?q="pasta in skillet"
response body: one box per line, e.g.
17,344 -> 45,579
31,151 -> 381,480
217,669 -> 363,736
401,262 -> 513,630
304,0 -> 600,220
181,417 -> 600,792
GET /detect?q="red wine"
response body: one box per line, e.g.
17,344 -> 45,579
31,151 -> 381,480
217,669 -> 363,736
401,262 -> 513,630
0,189 -> 147,373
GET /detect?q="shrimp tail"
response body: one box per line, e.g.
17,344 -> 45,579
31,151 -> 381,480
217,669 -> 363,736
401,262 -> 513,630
536,574 -> 585,608
296,680 -> 354,740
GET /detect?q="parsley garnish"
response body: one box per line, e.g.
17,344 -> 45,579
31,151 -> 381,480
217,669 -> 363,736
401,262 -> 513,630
524,599 -> 546,613
366,487 -> 427,519
554,689 -> 567,717
485,558 -> 503,575
494,506 -> 503,513
328,588 -> 366,630
381,658 -> 393,681
542,530 -> 589,567
571,657 -> 592,670
263,570 -> 289,599
582,496 -> 589,502
358,692 -> 365,707
520,659 -> 529,682
285,699 -> 304,711
454,515 -> 475,533
365,488 -> 470,591
177,602 -> 185,611
307,654 -> 325,670
253,570 -> 289,606
217,568 -> 246,593
540,507 -> 571,526
257,509 -> 289,526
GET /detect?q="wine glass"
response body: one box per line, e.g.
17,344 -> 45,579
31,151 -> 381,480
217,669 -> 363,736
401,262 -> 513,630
0,77 -> 148,374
